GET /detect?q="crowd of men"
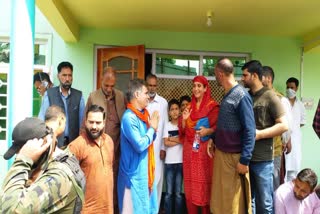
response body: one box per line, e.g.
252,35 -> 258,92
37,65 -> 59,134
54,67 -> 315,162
0,59 -> 319,214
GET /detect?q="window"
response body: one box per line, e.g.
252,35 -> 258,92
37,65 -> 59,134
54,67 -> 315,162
0,42 -> 9,64
147,49 -> 250,79
0,65 -> 8,141
202,56 -> 248,77
0,34 -> 52,143
156,53 -> 199,76
0,42 -> 47,65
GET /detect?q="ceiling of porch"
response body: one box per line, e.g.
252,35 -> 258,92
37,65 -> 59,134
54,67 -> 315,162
36,0 -> 320,51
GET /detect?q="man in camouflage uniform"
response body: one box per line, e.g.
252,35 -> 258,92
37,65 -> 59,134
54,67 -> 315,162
0,117 -> 85,213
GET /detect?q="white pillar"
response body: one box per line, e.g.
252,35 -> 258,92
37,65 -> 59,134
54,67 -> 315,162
8,0 -> 35,166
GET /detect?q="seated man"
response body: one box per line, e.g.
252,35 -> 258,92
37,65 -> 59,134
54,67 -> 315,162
274,168 -> 318,214
302,186 -> 320,214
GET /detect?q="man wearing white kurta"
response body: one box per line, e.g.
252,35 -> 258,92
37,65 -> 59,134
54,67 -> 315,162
285,77 -> 306,182
146,74 -> 169,212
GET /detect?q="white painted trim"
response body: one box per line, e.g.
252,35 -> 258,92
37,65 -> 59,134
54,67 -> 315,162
151,52 -> 156,74
146,48 -> 249,57
0,33 -> 53,78
199,55 -> 203,76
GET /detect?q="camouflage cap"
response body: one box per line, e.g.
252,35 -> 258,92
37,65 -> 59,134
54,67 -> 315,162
4,117 -> 50,160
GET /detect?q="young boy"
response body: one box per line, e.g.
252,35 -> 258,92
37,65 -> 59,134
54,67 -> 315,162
163,98 -> 184,214
179,95 -> 191,113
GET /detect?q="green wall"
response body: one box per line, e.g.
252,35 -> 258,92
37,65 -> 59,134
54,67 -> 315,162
53,27 -> 302,97
50,27 -> 320,175
300,50 -> 320,173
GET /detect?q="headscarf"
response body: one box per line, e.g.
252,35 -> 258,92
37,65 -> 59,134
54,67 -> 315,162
190,76 -> 213,120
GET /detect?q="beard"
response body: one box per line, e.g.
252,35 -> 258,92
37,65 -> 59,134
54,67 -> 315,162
294,192 -> 307,200
61,82 -> 72,90
102,89 -> 113,98
85,127 -> 103,140
242,81 -> 251,89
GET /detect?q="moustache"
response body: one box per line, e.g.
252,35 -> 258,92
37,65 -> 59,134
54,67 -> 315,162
62,82 -> 72,89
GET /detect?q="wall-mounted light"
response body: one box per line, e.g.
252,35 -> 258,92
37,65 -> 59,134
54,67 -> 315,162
207,11 -> 213,27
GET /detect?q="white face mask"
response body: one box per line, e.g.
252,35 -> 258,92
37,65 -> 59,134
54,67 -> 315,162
286,88 -> 296,99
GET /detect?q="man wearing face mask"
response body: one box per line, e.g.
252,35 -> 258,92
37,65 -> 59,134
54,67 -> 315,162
285,77 -> 306,182
38,61 -> 85,148
0,117 -> 85,213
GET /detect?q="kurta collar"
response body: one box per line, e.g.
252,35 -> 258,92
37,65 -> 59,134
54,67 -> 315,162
59,86 -> 71,96
149,93 -> 160,103
81,132 -> 107,147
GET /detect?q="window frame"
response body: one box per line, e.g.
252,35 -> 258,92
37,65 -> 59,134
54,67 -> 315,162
0,33 -> 53,141
0,33 -> 53,68
146,48 -> 250,80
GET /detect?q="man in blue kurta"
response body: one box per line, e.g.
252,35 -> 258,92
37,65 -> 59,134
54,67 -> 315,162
118,79 -> 160,214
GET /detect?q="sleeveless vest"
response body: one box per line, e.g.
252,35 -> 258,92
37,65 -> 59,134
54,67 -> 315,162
47,87 -> 82,147
88,88 -> 126,121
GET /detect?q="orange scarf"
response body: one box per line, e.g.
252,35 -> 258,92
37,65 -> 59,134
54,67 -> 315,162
127,103 -> 155,193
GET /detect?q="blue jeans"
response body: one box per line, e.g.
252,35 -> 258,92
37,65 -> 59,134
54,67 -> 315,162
164,163 -> 183,214
250,161 -> 274,214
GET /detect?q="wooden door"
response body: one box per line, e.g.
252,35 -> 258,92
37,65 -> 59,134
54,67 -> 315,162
96,45 -> 145,92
